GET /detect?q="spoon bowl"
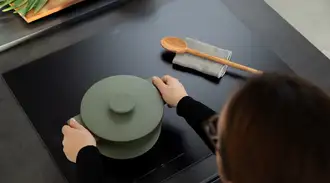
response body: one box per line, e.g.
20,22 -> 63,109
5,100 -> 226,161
161,37 -> 187,54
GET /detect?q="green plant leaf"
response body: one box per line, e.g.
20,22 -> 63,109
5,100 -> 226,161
12,0 -> 26,7
1,0 -> 12,5
0,3 -> 7,9
12,0 -> 25,6
1,0 -> 48,17
18,0 -> 36,16
28,0 -> 38,11
34,0 -> 47,13
2,5 -> 14,11
13,0 -> 28,13
2,0 -> 26,12
15,4 -> 26,14
0,0 -> 15,9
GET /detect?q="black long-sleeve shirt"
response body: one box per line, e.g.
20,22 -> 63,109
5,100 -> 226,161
76,96 -> 216,183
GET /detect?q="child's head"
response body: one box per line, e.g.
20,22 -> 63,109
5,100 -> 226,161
217,74 -> 330,183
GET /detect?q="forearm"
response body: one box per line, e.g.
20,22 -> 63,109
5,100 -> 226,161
177,96 -> 216,152
76,146 -> 104,183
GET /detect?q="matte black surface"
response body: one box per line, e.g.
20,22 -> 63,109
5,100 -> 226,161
0,0 -> 126,52
3,0 -> 293,182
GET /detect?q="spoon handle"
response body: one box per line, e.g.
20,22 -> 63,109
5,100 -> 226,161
186,48 -> 263,75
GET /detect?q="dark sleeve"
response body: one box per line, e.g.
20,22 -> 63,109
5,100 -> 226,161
76,146 -> 104,183
177,96 -> 216,152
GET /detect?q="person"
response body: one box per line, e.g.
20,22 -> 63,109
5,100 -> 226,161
62,74 -> 330,183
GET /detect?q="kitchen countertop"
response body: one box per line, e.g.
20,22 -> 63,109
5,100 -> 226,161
0,0 -> 132,52
0,0 -> 329,183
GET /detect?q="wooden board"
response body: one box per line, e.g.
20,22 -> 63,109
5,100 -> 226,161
19,0 -> 83,23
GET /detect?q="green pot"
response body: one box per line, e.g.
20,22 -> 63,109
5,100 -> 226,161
74,75 -> 164,159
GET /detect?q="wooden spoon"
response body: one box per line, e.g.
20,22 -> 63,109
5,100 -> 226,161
161,37 -> 263,75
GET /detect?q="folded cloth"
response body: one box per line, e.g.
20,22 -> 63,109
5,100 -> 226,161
173,38 -> 232,78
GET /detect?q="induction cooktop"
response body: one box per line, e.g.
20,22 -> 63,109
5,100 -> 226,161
2,36 -> 214,182
3,49 -> 213,182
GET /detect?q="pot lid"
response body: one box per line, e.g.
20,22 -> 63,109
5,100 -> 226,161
80,75 -> 163,142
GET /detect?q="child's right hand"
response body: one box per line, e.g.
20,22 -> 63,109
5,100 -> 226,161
152,75 -> 188,107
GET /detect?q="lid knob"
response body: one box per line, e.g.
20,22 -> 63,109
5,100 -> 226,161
109,93 -> 135,114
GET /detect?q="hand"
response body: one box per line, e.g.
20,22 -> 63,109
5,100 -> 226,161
62,118 -> 96,163
152,75 -> 188,107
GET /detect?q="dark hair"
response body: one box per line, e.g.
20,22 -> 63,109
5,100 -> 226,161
220,74 -> 330,183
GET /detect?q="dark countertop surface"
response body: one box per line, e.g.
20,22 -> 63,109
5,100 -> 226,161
0,0 -> 127,52
0,0 -> 329,183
